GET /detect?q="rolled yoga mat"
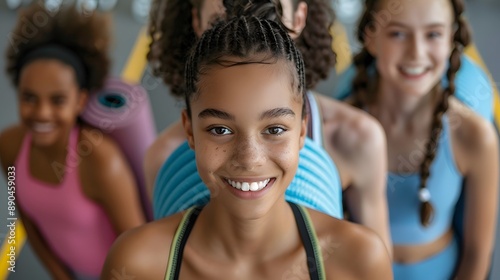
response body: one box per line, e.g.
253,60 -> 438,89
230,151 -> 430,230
81,77 -> 156,221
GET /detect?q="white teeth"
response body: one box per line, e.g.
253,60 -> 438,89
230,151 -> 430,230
250,182 -> 259,191
33,123 -> 55,133
227,179 -> 270,192
401,66 -> 426,75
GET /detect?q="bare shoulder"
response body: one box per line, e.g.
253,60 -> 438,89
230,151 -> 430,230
308,209 -> 392,280
448,98 -> 498,166
0,124 -> 26,172
79,124 -> 130,176
315,92 -> 385,157
79,124 -> 137,197
101,213 -> 184,279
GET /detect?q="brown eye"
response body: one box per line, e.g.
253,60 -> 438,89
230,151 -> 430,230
21,93 -> 37,103
427,31 -> 442,39
52,96 -> 66,105
209,126 -> 232,135
389,31 -> 406,39
265,127 -> 286,135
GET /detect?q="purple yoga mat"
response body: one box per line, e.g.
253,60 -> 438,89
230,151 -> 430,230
81,77 -> 155,220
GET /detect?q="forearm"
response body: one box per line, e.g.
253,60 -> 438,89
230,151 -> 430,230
344,189 -> 393,259
455,250 -> 493,280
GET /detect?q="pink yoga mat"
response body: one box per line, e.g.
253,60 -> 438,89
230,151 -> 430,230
81,77 -> 155,220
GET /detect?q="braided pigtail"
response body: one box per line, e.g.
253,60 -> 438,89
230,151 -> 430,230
351,0 -> 377,109
417,0 -> 470,226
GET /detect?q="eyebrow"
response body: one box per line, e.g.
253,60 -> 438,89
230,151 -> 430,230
388,21 -> 446,29
198,109 -> 234,120
259,107 -> 296,120
197,107 -> 296,120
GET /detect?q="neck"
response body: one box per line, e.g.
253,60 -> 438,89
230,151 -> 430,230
31,126 -> 74,161
372,82 -> 441,130
195,199 -> 299,262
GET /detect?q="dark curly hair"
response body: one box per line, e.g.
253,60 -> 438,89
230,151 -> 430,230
5,3 -> 111,92
352,0 -> 471,227
148,0 -> 335,98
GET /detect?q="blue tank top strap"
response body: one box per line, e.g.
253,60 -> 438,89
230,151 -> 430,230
306,91 -> 323,147
440,115 -> 461,177
153,138 -> 343,219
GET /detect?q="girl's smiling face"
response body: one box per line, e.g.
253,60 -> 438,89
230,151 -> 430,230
18,59 -> 87,147
183,59 -> 306,218
365,0 -> 454,97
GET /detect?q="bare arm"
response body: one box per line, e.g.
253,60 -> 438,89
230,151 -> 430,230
84,130 -> 146,234
318,95 -> 393,258
342,116 -> 392,258
455,119 -> 499,279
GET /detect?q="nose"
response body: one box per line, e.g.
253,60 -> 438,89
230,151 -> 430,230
34,101 -> 52,120
408,34 -> 426,60
230,135 -> 267,170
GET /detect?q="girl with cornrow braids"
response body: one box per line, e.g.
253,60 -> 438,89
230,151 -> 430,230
145,0 -> 392,256
0,3 -> 145,280
102,16 -> 392,280
350,0 -> 498,279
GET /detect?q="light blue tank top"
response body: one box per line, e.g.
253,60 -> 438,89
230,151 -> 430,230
387,117 -> 463,245
332,55 -> 494,121
153,137 -> 343,219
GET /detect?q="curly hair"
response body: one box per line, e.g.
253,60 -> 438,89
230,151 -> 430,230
295,0 -> 336,89
148,0 -> 335,98
5,3 -> 111,92
352,0 -> 471,227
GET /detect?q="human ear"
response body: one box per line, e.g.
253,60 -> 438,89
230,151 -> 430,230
191,7 -> 202,38
364,25 -> 378,57
299,113 -> 307,149
181,109 -> 195,150
76,89 -> 89,115
290,2 -> 307,39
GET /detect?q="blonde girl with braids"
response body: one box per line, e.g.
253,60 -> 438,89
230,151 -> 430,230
351,0 -> 498,279
145,0 -> 393,256
0,4 -> 145,279
102,16 -> 392,280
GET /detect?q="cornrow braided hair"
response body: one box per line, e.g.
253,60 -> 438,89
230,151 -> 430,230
5,3 -> 111,91
184,16 -> 306,119
353,0 -> 471,227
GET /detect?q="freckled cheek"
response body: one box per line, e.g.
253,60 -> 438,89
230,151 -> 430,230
196,143 -> 231,173
269,143 -> 300,173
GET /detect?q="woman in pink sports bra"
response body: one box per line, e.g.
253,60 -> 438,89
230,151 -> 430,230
0,4 -> 145,280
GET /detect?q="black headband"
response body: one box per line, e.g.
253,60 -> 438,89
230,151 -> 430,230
16,44 -> 88,89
